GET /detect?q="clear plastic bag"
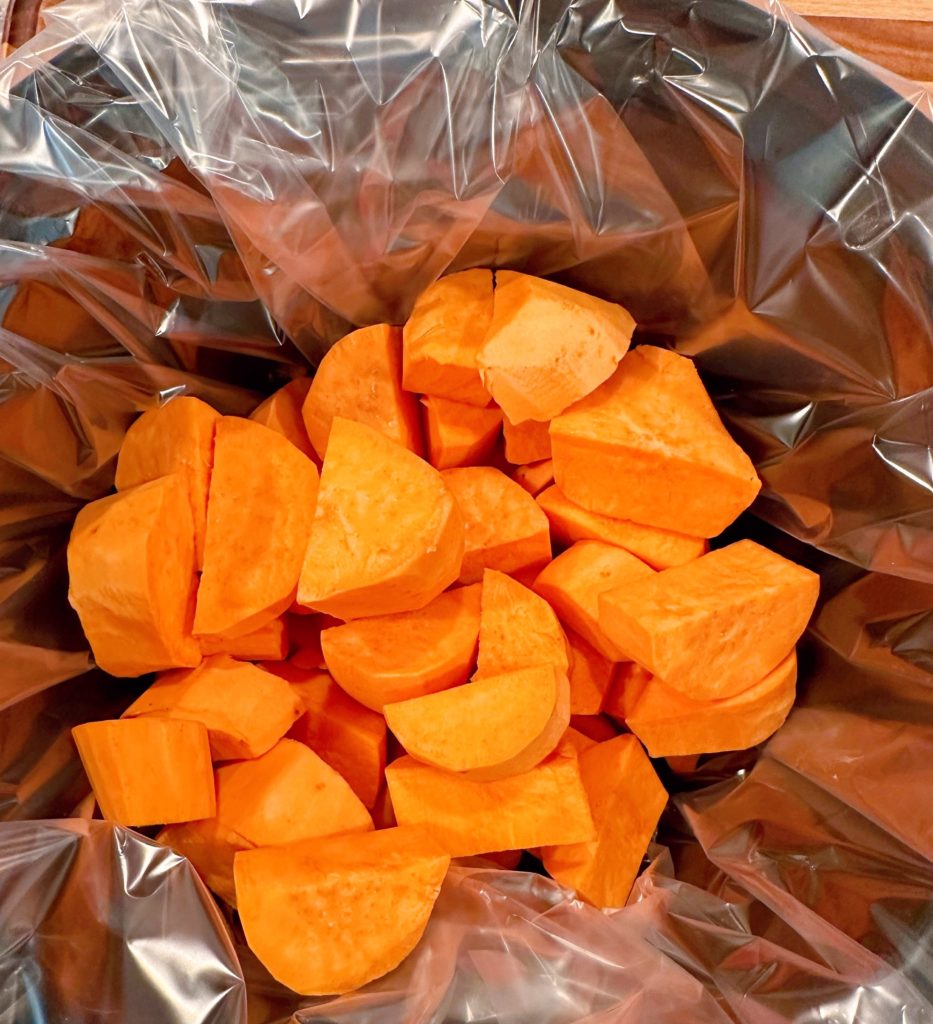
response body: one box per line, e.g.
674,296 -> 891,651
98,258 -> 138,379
0,0 -> 930,1021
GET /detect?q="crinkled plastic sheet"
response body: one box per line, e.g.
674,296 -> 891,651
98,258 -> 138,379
0,0 -> 930,1021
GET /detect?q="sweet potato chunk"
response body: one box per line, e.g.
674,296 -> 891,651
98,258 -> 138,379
443,468 -> 551,585
72,718 -> 215,826
298,418 -> 463,618
502,415 -> 551,464
386,741 -> 595,856
476,569 -> 569,679
194,418 -> 319,639
302,324 -> 422,458
567,630 -> 616,715
234,827 -> 449,995
602,661 -> 652,721
67,476 -> 201,676
533,540 -> 654,660
622,651 -> 797,757
421,396 -> 502,470
599,540 -> 819,700
122,656 -> 302,761
402,269 -> 494,407
199,618 -> 289,661
250,379 -> 317,462
537,485 -> 706,569
385,664 -> 569,781
550,347 -> 760,536
569,714 -> 619,743
114,396 -> 219,568
513,459 -> 554,497
541,735 -> 667,908
320,585 -> 481,711
477,272 -> 634,423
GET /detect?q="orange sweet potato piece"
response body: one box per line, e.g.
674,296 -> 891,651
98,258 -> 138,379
385,664 -> 569,781
443,468 -> 551,585
195,418 -> 319,639
421,396 -> 502,470
72,718 -> 215,826
567,631 -> 616,715
537,485 -> 706,569
67,476 -> 201,676
320,585 -> 481,711
283,667 -> 387,809
122,656 -> 302,761
199,617 -> 289,661
402,269 -> 494,407
513,459 -> 554,497
550,347 -> 761,536
541,734 -> 667,908
502,415 -> 551,465
386,740 -> 595,856
563,726 -> 598,756
599,540 -> 819,701
250,379 -> 317,462
477,272 -> 634,423
622,651 -> 798,757
568,714 -> 619,743
602,661 -> 652,721
114,396 -> 220,568
303,324 -> 422,458
234,827 -> 449,995
298,418 -> 463,618
533,540 -> 654,660
476,569 -> 569,679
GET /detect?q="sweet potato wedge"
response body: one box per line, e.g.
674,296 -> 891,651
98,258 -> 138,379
250,378 -> 317,462
421,395 -> 502,469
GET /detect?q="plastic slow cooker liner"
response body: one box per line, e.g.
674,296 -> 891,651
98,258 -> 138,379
0,0 -> 930,1020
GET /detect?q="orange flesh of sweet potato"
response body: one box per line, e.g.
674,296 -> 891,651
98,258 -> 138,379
385,664 -> 569,781
303,324 -> 422,459
536,485 -> 706,570
298,418 -> 463,619
622,651 -> 798,757
567,630 -> 616,715
602,661 -> 652,721
512,459 -> 554,497
157,816 -> 243,905
71,718 -> 215,826
194,418 -> 319,640
477,272 -> 634,423
114,395 -> 219,569
402,269 -> 494,407
541,734 -> 667,909
122,655 -> 302,761
386,740 -> 595,856
199,617 -> 289,661
475,569 -> 569,679
319,584 -> 481,711
568,714 -> 619,743
550,346 -> 761,537
533,540 -> 654,660
598,539 -> 820,701
442,468 -> 551,585
281,667 -> 387,809
421,395 -> 502,470
502,415 -> 551,465
234,826 -> 450,995
562,726 -> 598,756
250,378 -> 317,463
67,476 -> 201,676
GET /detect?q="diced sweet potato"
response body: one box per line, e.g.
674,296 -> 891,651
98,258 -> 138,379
567,630 -> 616,715
599,540 -> 819,700
541,735 -> 667,908
114,396 -> 219,568
477,272 -> 634,423
537,485 -> 706,569
250,379 -> 317,462
568,714 -> 619,743
67,476 -> 201,676
386,741 -> 595,856
298,418 -> 463,619
533,540 -> 654,660
512,459 -> 554,497
199,618 -> 289,661
421,396 -> 502,469
402,269 -> 494,406
622,651 -> 798,757
385,664 -> 569,781
602,661 -> 652,721
562,726 -> 598,756
302,325 -> 422,458
550,347 -> 761,536
195,418 -> 319,640
442,468 -> 551,584
122,656 -> 302,761
320,585 -> 481,711
72,718 -> 215,826
502,415 -> 551,464
476,569 -> 569,679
